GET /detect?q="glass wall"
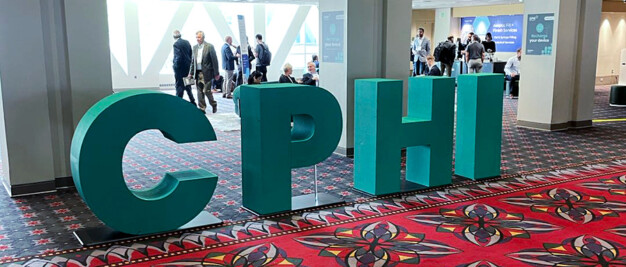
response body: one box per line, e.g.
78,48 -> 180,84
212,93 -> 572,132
107,0 -> 319,88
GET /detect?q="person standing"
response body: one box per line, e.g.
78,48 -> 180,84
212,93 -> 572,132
188,30 -> 219,114
482,32 -> 496,54
312,54 -> 319,72
505,48 -> 522,98
439,36 -> 457,77
172,30 -> 196,106
411,28 -> 430,76
221,36 -> 237,99
254,34 -> 270,82
465,35 -> 485,73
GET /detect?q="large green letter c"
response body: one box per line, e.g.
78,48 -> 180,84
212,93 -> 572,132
70,90 -> 217,235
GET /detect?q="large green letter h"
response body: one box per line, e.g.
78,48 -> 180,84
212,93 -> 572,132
354,77 -> 455,196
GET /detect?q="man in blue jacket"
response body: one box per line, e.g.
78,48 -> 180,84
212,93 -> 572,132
172,30 -> 195,105
221,36 -> 237,98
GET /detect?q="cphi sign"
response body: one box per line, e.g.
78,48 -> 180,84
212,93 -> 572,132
70,74 -> 503,235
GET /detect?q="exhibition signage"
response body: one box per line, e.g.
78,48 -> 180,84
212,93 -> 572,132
353,74 -> 504,196
354,77 -> 455,195
239,83 -> 343,215
237,15 -> 250,83
321,11 -> 344,63
70,76 -> 503,236
70,90 -> 219,235
455,74 -> 504,179
460,15 -> 523,52
525,13 -> 554,55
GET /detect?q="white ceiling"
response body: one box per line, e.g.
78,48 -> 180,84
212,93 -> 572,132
175,0 -> 524,9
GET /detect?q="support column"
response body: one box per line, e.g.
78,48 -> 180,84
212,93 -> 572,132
517,0 -> 601,131
0,0 -> 112,196
433,8 -> 453,44
319,0 -> 412,156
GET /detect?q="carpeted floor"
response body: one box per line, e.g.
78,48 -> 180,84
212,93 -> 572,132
6,155 -> 626,266
126,162 -> 626,266
0,86 -> 625,262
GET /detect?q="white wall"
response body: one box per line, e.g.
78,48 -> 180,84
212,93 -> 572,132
596,12 -> 626,77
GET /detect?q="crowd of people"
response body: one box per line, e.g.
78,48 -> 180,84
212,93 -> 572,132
172,29 -> 320,114
410,29 -> 521,77
410,28 -> 522,98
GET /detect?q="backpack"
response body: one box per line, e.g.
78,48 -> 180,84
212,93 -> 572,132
259,43 -> 272,66
433,42 -> 444,62
438,41 -> 455,63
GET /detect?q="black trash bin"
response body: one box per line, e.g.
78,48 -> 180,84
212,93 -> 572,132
610,85 -> 626,107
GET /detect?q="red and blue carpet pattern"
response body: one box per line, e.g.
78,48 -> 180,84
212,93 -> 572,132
0,87 -> 625,262
4,159 -> 626,266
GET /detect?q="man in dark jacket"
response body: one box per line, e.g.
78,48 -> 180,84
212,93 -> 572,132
426,56 -> 442,76
254,34 -> 270,82
172,30 -> 195,105
188,30 -> 220,113
221,36 -> 237,98
301,62 -> 319,86
439,36 -> 457,77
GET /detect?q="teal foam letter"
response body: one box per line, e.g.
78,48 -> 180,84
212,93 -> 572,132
455,73 -> 504,179
354,77 -> 455,195
240,84 -> 342,215
70,90 -> 218,235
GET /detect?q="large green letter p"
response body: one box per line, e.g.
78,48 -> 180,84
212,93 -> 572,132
240,84 -> 342,215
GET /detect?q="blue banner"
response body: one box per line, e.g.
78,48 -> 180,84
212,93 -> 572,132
460,15 -> 523,52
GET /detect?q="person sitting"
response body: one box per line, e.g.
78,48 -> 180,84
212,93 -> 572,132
301,62 -> 319,86
425,55 -> 442,76
279,63 -> 298,83
247,70 -> 263,85
211,75 -> 224,92
233,71 -> 264,117
504,48 -> 522,99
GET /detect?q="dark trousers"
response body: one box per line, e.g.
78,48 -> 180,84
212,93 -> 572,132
440,63 -> 452,77
256,65 -> 268,82
175,74 -> 196,106
506,74 -> 520,96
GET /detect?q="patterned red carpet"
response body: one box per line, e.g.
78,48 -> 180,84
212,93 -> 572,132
5,160 -> 626,266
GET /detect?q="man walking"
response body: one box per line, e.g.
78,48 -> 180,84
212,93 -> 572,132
172,30 -> 195,105
254,34 -> 270,82
221,36 -> 237,98
439,36 -> 457,77
465,35 -> 485,73
411,28 -> 430,76
188,31 -> 219,113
